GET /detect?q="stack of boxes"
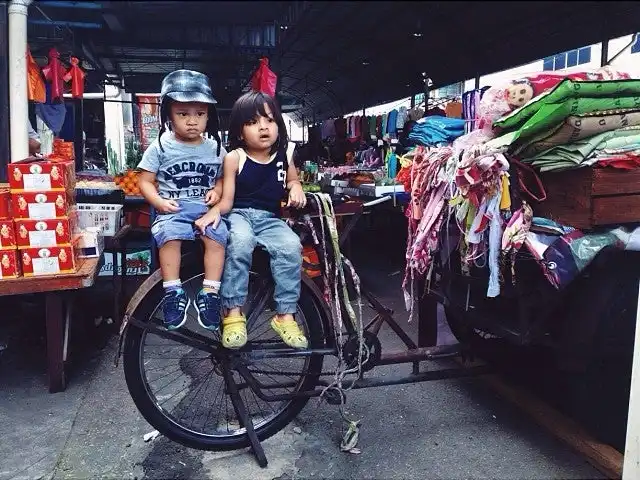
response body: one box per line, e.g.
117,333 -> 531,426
8,159 -> 78,277
0,184 -> 20,279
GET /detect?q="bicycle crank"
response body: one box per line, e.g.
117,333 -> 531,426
342,331 -> 382,373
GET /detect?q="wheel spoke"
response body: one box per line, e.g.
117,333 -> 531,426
126,267 -> 325,444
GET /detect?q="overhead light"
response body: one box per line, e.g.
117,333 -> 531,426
362,61 -> 370,66
413,32 -> 423,38
326,79 -> 333,84
280,25 -> 289,30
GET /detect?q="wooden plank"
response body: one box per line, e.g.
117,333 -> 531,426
533,169 -> 592,229
0,257 -> 99,297
593,195 -> 640,226
456,358 -> 623,478
593,169 -> 640,196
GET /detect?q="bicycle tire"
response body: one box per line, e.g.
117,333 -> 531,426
122,255 -> 328,451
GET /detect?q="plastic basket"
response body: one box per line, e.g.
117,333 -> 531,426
77,203 -> 124,236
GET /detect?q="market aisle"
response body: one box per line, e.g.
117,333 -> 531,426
0,259 -> 603,480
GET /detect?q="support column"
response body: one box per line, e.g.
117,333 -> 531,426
600,39 -> 609,67
0,2 -> 10,180
8,0 -> 31,163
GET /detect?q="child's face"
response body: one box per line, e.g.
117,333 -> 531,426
170,102 -> 208,142
241,103 -> 279,152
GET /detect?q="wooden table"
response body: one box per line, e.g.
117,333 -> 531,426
0,257 -> 101,392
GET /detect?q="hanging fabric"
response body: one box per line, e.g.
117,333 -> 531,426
41,48 -> 66,101
64,56 -> 85,98
26,48 -> 46,103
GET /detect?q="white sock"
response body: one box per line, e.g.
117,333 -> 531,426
202,279 -> 221,293
163,279 -> 182,291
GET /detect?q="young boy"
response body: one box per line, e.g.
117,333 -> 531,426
137,70 -> 227,332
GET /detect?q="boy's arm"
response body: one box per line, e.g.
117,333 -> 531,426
216,152 -> 238,215
138,170 -> 164,209
205,178 -> 223,205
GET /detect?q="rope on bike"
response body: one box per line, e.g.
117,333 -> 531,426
304,192 -> 366,453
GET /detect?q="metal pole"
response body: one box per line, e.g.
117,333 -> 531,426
8,0 -> 32,162
0,2 -> 10,180
600,39 -> 609,67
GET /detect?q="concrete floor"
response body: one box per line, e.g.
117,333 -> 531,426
0,255 -> 604,480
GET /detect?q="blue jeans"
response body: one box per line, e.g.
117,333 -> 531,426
151,200 -> 229,249
221,208 -> 302,314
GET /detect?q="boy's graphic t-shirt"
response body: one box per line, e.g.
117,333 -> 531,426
137,132 -> 226,202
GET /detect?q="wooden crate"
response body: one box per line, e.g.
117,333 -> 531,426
531,168 -> 640,230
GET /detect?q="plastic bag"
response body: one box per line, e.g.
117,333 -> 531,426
27,48 -> 45,103
63,56 -> 85,98
250,57 -> 277,97
41,48 -> 66,101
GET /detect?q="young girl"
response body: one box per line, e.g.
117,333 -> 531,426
138,70 -> 227,332
216,91 -> 308,349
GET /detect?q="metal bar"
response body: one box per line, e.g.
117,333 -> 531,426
378,344 -> 461,365
38,1 -> 104,9
222,360 -> 268,468
362,288 -> 418,350
127,317 -> 218,355
27,19 -> 102,28
236,363 -> 492,403
347,365 -> 493,390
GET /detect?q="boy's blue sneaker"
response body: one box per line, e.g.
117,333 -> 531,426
196,289 -> 222,331
162,288 -> 190,330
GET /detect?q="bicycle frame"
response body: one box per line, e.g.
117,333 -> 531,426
117,197 -> 493,468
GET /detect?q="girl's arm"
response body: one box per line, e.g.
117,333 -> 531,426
216,152 -> 238,215
285,161 -> 306,208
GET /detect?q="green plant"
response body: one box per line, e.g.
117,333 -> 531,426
106,139 -> 120,175
124,135 -> 143,171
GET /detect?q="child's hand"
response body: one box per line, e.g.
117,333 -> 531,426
205,189 -> 220,206
195,207 -> 221,234
287,183 -> 307,209
156,199 -> 181,214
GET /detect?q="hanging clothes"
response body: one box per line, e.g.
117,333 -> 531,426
445,101 -> 463,119
397,106 -> 408,130
387,109 -> 398,135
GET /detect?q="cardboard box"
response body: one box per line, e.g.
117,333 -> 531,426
14,218 -> 75,248
0,184 -> 10,219
20,245 -> 76,277
11,190 -> 75,220
9,159 -> 75,192
0,219 -> 16,248
0,248 -> 20,279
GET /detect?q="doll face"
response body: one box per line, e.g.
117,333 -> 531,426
1,254 -> 9,268
507,80 -> 534,108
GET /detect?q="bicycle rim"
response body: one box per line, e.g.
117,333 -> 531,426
124,271 -> 326,449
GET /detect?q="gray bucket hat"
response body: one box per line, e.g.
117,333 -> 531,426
160,69 -> 217,104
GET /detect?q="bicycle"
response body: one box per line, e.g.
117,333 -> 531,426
116,193 -> 490,468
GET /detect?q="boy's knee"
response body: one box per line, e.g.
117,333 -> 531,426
278,235 -> 302,260
229,230 -> 256,254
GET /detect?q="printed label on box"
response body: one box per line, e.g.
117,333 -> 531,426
28,230 -> 57,247
99,249 -> 152,276
23,173 -> 52,191
28,203 -> 56,220
32,256 -> 60,275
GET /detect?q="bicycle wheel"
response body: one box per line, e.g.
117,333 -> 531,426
122,254 -> 328,451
